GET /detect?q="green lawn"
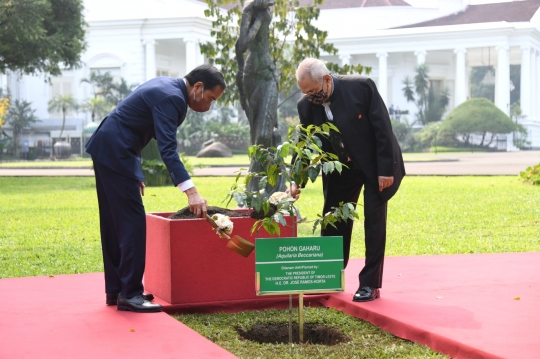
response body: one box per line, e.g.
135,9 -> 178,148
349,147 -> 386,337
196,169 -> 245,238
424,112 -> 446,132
1,176 -> 538,278
1,176 -> 537,358
175,307 -> 445,359
0,153 -> 452,168
0,159 -> 94,167
0,155 -> 249,168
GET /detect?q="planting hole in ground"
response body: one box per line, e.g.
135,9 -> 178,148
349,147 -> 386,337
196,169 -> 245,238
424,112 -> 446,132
236,323 -> 351,345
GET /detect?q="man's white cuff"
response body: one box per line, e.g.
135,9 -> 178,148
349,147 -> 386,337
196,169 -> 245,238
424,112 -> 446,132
177,179 -> 195,192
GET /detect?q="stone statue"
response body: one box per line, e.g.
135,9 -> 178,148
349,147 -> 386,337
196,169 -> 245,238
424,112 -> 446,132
235,0 -> 278,149
235,0 -> 285,193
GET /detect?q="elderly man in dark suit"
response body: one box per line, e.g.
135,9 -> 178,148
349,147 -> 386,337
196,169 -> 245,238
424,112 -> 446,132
289,58 -> 405,302
86,64 -> 225,312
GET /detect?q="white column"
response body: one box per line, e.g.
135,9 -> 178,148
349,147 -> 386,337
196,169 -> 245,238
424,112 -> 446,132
519,46 -> 531,120
195,42 -> 205,67
339,53 -> 351,66
529,49 -> 536,122
415,50 -> 427,66
184,38 -> 196,73
496,45 -> 510,115
144,39 -> 156,81
536,49 -> 540,122
497,45 -> 518,150
376,52 -> 388,105
454,48 -> 467,107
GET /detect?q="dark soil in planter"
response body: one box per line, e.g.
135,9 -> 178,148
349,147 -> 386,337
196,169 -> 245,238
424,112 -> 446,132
168,206 -> 252,220
236,323 -> 351,346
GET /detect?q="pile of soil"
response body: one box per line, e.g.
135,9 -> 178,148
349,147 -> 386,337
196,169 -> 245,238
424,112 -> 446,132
167,206 -> 251,220
236,323 -> 351,346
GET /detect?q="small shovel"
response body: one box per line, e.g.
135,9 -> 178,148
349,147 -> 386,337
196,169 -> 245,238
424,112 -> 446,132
205,214 -> 255,258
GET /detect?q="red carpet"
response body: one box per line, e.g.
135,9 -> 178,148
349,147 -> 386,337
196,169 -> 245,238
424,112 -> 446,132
1,253 -> 538,359
0,273 -> 236,359
325,253 -> 540,359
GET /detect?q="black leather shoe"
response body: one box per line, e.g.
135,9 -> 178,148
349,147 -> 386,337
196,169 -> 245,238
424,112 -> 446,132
117,294 -> 162,313
352,287 -> 380,302
106,293 -> 154,306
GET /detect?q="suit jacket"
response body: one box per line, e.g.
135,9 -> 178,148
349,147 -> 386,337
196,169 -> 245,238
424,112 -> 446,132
86,77 -> 190,186
297,75 -> 405,202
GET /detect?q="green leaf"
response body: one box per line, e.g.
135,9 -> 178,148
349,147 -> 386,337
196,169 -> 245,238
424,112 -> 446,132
308,166 -> 319,182
244,173 -> 252,187
259,176 -> 268,191
274,212 -> 286,227
263,220 -> 280,236
328,153 -> 339,160
251,221 -> 263,235
334,161 -> 343,174
311,219 -> 320,234
324,218 -> 338,230
342,204 -> 350,219
322,161 -> 331,174
313,136 -> 323,149
252,195 -> 261,211
279,143 -> 290,158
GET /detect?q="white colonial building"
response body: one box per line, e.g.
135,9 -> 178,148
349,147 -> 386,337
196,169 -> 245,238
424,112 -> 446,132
1,0 -> 539,155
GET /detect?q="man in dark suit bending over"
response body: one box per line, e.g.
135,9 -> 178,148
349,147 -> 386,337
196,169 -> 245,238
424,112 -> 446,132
289,58 -> 405,302
86,65 -> 225,312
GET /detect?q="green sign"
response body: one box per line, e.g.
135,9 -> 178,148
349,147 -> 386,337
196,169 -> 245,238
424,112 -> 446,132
255,236 -> 344,295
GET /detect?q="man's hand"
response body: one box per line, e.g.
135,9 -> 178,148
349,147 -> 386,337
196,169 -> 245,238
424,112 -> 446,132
286,183 -> 301,202
185,187 -> 208,218
139,181 -> 145,196
378,176 -> 394,192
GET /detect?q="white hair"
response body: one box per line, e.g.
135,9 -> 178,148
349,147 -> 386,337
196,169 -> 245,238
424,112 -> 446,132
296,58 -> 329,82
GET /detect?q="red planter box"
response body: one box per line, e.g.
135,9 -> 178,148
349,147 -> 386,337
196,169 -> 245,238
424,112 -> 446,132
144,211 -> 297,309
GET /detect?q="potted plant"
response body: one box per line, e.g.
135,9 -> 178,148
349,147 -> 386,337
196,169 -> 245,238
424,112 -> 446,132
144,123 -> 358,309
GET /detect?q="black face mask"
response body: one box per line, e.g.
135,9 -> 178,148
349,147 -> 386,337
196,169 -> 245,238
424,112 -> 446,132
307,78 -> 328,105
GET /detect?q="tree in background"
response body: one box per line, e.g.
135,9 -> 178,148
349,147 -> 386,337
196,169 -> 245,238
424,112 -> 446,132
80,72 -> 115,100
48,94 -> 78,139
176,106 -> 251,156
81,97 -> 113,123
510,101 -> 530,150
277,83 -> 302,139
80,71 -> 137,121
108,78 -> 138,105
200,0 -> 369,111
441,98 -> 515,147
0,0 -> 86,76
6,100 -> 39,157
402,64 -> 449,125
390,117 -> 416,151
0,94 -> 9,128
201,0 -> 370,195
177,110 -> 209,155
0,90 -> 11,159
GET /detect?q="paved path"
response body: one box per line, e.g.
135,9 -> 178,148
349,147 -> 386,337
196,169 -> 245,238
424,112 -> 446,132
403,150 -> 540,175
0,151 -> 539,177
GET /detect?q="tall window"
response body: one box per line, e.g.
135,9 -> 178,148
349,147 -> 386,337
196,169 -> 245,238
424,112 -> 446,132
49,76 -> 74,117
469,66 -> 495,102
90,67 -> 121,84
156,69 -> 179,78
429,79 -> 443,97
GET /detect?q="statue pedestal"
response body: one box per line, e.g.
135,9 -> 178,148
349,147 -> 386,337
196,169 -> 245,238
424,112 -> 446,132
144,211 -> 297,310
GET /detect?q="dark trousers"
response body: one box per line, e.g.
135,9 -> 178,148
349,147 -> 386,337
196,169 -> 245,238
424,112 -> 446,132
93,159 -> 146,299
321,164 -> 388,288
